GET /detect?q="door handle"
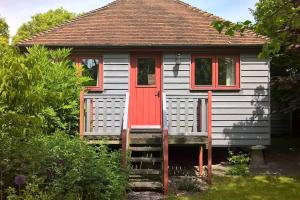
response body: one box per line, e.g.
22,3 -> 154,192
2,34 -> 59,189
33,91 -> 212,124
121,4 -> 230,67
155,91 -> 160,97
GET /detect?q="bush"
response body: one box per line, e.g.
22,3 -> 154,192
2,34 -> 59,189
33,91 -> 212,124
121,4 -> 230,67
0,45 -> 88,137
1,133 -> 128,200
227,151 -> 250,176
177,176 -> 200,192
0,45 -> 128,199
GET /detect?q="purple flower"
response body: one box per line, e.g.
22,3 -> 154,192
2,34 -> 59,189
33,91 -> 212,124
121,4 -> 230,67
14,175 -> 26,186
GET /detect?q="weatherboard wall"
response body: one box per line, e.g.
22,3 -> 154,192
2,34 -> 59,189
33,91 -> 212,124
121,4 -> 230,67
83,52 -> 270,146
163,53 -> 271,146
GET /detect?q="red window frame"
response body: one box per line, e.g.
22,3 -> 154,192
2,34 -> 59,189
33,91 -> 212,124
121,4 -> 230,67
75,56 -> 103,92
191,55 -> 240,90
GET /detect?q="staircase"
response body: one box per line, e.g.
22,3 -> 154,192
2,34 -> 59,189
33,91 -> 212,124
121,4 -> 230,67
128,128 -> 164,191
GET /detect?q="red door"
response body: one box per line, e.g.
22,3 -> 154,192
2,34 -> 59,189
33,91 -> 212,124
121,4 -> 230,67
129,53 -> 162,129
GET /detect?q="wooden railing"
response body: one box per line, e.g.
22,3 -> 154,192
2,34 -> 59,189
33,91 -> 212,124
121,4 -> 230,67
79,92 -> 127,137
121,92 -> 129,165
166,95 -> 208,135
162,92 -> 169,194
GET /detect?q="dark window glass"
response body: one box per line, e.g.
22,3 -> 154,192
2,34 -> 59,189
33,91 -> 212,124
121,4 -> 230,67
195,58 -> 212,85
137,58 -> 156,85
81,58 -> 99,86
218,57 -> 235,86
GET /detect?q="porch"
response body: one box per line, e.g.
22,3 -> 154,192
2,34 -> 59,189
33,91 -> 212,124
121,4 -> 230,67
79,91 -> 212,193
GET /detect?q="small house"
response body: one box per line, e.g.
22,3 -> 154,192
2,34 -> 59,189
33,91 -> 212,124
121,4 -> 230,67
18,0 -> 270,193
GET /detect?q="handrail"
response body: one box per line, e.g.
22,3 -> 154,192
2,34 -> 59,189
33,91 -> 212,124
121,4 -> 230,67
122,92 -> 130,165
162,92 -> 169,194
207,91 -> 212,184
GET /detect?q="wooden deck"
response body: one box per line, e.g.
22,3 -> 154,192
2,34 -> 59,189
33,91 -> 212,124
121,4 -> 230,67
86,134 -> 208,145
80,91 -> 213,193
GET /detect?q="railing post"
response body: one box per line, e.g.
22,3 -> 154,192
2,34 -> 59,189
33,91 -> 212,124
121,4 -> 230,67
162,92 -> 169,195
207,91 -> 212,184
122,92 -> 129,166
79,90 -> 85,139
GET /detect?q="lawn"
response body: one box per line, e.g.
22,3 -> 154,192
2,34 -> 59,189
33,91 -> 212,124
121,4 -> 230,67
169,175 -> 300,200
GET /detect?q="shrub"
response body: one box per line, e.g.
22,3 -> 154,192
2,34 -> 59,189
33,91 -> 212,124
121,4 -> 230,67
227,150 -> 250,176
177,176 -> 200,192
1,133 -> 128,200
0,45 -> 88,137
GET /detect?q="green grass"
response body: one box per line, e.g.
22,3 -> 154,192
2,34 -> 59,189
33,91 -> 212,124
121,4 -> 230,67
169,175 -> 300,200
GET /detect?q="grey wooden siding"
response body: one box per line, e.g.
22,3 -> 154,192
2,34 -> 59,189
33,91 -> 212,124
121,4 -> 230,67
163,53 -> 270,146
84,53 -> 129,135
103,54 -> 129,94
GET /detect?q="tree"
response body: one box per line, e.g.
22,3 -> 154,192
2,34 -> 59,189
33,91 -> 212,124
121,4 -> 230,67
13,8 -> 76,44
0,17 -> 9,45
0,45 -> 87,136
211,0 -> 300,112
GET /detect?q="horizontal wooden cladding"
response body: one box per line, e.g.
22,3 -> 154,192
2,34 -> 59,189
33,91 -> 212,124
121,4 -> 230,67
103,54 -> 129,94
163,53 -> 270,146
212,139 -> 270,146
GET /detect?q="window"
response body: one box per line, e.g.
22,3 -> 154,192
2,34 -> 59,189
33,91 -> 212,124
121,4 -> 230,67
191,55 -> 240,90
218,57 -> 236,86
194,57 -> 213,86
77,56 -> 103,91
137,58 -> 156,86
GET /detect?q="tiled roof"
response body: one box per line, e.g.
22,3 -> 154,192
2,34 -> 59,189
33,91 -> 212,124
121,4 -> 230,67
18,0 -> 267,47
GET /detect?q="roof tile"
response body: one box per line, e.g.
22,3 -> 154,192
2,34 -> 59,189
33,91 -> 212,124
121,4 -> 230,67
18,0 -> 267,47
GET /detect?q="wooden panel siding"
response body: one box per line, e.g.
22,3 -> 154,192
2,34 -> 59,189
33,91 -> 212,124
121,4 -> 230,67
163,53 -> 270,146
102,54 -> 129,94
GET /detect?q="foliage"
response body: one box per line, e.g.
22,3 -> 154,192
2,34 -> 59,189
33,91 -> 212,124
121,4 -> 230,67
0,45 -> 88,136
0,17 -> 9,45
226,151 -> 250,176
13,8 -> 76,44
169,176 -> 300,200
211,0 -> 300,112
177,176 -> 200,192
1,133 -> 128,200
211,0 -> 300,58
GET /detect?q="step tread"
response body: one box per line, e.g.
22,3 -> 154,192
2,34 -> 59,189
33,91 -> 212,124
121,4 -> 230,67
130,134 -> 162,138
130,128 -> 162,133
129,181 -> 163,189
131,157 -> 162,162
131,169 -> 161,175
130,147 -> 162,151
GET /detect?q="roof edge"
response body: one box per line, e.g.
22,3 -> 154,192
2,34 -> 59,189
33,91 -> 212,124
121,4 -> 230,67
18,44 -> 264,48
17,0 -> 122,45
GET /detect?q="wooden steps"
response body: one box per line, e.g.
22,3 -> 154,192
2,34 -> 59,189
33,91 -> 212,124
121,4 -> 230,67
129,181 -> 163,190
129,146 -> 162,151
129,129 -> 163,191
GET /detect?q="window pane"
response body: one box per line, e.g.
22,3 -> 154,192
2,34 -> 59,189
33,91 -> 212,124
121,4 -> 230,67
81,58 -> 99,86
218,57 -> 236,86
137,58 -> 156,85
195,58 -> 212,85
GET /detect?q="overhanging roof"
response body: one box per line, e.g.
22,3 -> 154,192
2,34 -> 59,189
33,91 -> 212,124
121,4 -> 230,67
18,0 -> 267,47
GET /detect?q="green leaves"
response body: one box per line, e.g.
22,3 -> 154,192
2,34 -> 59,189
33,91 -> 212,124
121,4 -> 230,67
0,45 -> 86,137
211,20 -> 253,36
0,17 -> 9,45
